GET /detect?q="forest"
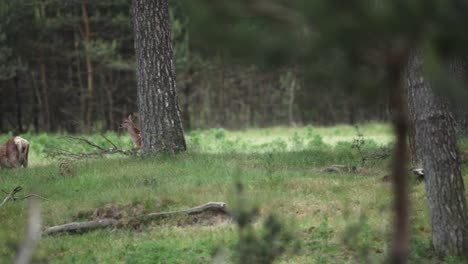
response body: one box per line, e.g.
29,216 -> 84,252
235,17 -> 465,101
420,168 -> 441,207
1,1 -> 468,264
0,0 -> 393,133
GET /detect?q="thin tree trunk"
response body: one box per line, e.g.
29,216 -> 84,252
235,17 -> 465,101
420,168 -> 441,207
132,0 -> 186,153
385,45 -> 411,264
104,72 -> 115,130
74,26 -> 86,131
288,71 -> 296,126
406,52 -> 468,258
219,58 -> 226,126
30,71 -> 40,132
181,68 -> 193,130
14,76 -> 24,133
82,0 -> 93,132
39,61 -> 51,132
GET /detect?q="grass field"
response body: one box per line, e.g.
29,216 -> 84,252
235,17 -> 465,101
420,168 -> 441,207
0,123 -> 467,263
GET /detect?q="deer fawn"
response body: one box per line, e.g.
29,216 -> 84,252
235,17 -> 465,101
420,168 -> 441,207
0,136 -> 29,168
120,113 -> 142,149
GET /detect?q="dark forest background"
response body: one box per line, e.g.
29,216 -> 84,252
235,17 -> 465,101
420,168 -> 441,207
1,0 -> 393,133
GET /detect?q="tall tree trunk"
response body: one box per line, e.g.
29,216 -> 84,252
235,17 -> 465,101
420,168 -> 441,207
181,68 -> 193,130
219,58 -> 226,126
288,70 -> 296,126
74,25 -> 86,131
446,58 -> 468,137
385,46 -> 410,264
406,52 -> 468,257
82,0 -> 94,132
14,76 -> 23,133
30,71 -> 40,133
104,72 -> 115,131
132,0 -> 186,153
39,60 -> 51,132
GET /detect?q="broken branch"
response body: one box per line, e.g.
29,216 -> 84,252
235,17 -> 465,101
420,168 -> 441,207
0,186 -> 23,207
0,186 -> 48,207
42,202 -> 229,236
145,202 -> 228,220
48,135 -> 137,160
42,219 -> 118,236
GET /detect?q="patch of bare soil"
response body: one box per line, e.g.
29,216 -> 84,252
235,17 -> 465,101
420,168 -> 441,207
176,210 -> 232,227
73,203 -> 231,231
75,203 -> 146,221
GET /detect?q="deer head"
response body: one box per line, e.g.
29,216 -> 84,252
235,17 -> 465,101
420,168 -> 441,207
0,136 -> 29,169
120,113 -> 142,149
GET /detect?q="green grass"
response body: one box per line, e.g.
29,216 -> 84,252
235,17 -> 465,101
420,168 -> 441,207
0,123 -> 466,263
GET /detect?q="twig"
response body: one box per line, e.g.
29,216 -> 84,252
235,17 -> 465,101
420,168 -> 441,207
48,135 -> 136,160
0,186 -> 23,207
145,202 -> 228,220
65,136 -> 105,151
0,186 -> 48,207
352,125 -> 366,167
100,134 -> 119,150
18,194 -> 50,202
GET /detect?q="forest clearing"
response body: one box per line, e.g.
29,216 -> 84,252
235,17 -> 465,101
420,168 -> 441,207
0,124 -> 467,263
2,1 -> 468,263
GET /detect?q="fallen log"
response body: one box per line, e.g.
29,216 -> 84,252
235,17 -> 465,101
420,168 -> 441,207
42,202 -> 229,236
42,218 -> 118,236
145,202 -> 228,220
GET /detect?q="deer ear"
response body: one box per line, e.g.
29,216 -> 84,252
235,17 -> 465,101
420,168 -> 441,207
128,113 -> 133,120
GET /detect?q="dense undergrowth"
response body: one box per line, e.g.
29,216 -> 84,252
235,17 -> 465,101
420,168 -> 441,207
0,123 -> 466,263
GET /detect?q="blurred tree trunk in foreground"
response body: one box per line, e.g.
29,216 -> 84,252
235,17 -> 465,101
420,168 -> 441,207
385,45 -> 411,264
132,0 -> 186,153
406,53 -> 468,257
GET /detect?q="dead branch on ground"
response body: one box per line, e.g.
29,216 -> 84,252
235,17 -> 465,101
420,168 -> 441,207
42,218 -> 119,236
48,135 -> 137,160
42,202 -> 229,236
0,186 -> 48,208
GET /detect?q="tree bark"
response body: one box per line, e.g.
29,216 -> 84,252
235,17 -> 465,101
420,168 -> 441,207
131,0 -> 186,153
406,52 -> 468,257
407,81 -> 420,163
447,58 -> 468,138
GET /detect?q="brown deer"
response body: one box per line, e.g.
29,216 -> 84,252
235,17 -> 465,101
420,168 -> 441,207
120,113 -> 141,149
0,136 -> 29,168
